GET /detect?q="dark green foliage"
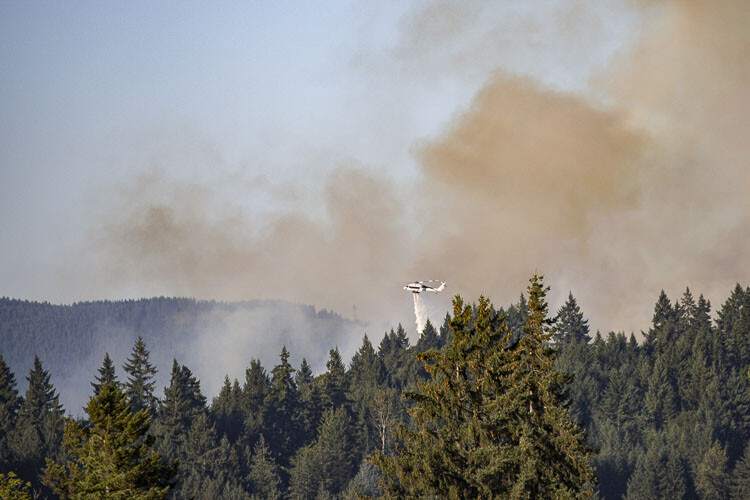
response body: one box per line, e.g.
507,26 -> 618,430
624,436 -> 688,500
288,406 -> 359,498
288,444 -> 320,500
0,297 -> 362,413
315,406 -> 360,494
349,335 -> 385,390
320,347 -> 348,411
242,358 -> 271,445
153,359 -> 207,458
0,355 -> 21,471
506,292 -> 528,339
695,442 -> 729,500
373,276 -> 595,498
91,352 -> 119,396
378,324 -> 421,390
211,376 -> 243,442
263,346 -> 300,469
10,356 -> 64,491
248,435 -> 282,499
43,382 -> 176,498
295,358 -> 323,447
555,292 -> 591,345
415,318 -> 440,353
2,278 -> 750,498
732,444 -> 750,499
123,336 -> 159,414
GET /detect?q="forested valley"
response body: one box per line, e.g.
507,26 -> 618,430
1,278 -> 750,498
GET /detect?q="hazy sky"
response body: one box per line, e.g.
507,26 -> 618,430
2,0 -> 749,338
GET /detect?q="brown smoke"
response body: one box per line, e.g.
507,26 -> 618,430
95,165 -> 418,325
91,0 -> 750,336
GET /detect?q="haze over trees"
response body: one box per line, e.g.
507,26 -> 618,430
0,277 -> 748,498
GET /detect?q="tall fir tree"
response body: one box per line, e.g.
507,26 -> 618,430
554,292 -> 591,345
11,356 -> 64,489
373,275 -> 595,498
242,358 -> 271,445
695,442 -> 729,500
123,336 -> 158,414
0,355 -> 21,471
153,359 -> 207,466
248,434 -> 282,499
91,352 -> 118,396
295,358 -> 322,447
731,443 -> 750,499
211,375 -> 243,443
415,319 -> 440,353
320,347 -> 348,411
262,346 -> 300,470
43,382 -> 176,498
313,406 -> 359,495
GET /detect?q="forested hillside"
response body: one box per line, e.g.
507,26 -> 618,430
1,281 -> 749,498
0,297 -> 362,411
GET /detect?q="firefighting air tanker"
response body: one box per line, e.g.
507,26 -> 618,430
403,280 -> 447,294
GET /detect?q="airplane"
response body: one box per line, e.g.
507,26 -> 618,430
403,280 -> 446,294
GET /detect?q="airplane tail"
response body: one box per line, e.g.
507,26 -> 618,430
436,282 -> 446,292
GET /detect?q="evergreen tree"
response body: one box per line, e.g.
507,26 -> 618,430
11,356 -> 64,488
153,359 -> 207,467
242,358 -> 271,445
314,406 -> 359,494
320,347 -> 348,410
288,445 -> 320,500
373,275 -> 595,497
624,436 -> 687,500
263,346 -> 300,469
695,442 -> 729,500
415,319 -> 440,353
0,355 -> 21,470
43,382 -> 176,498
123,336 -> 159,414
433,314 -> 451,349
211,376 -> 243,442
379,325 -> 414,390
176,413 -> 248,499
506,292 -> 528,338
504,275 -> 596,497
296,358 -> 322,447
349,335 -> 385,389
0,471 -> 32,500
91,352 -> 118,396
644,357 -> 678,430
731,443 -> 750,499
248,435 -> 282,499
554,292 -> 591,345
645,291 -> 677,356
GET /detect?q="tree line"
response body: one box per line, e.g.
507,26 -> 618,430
1,276 -> 749,498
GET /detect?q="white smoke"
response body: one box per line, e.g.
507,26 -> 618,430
413,292 -> 427,334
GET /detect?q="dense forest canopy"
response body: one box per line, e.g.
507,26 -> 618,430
1,278 -> 749,498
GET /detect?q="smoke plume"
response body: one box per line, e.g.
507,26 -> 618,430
84,0 -> 750,343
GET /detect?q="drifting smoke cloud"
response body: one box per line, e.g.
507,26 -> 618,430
85,0 -> 750,349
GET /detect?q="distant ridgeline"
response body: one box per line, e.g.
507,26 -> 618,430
0,297 -> 359,395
